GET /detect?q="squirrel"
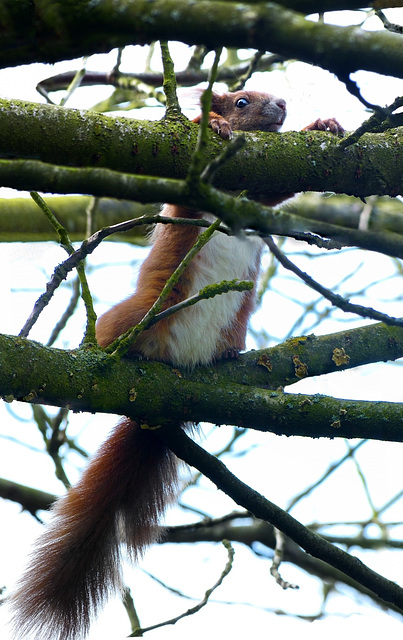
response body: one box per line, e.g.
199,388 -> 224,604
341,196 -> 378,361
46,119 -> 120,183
9,90 -> 343,640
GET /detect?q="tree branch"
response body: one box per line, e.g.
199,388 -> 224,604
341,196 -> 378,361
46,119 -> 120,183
163,516 -> 403,615
0,477 -> 55,516
214,0 -> 394,11
287,193 -> 403,236
264,235 -> 403,327
1,331 -> 403,442
156,424 -> 403,612
1,194 -> 403,244
1,474 -> 401,615
36,53 -> 284,96
0,195 -> 155,243
2,156 -> 403,260
1,1 -> 403,80
1,97 -> 403,202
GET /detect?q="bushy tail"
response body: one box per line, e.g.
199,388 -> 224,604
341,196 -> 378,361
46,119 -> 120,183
9,419 -> 180,640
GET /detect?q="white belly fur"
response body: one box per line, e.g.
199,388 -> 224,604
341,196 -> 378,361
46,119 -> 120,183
165,228 -> 263,367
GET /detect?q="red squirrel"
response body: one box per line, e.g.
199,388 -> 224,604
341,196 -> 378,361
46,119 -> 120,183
9,91 -> 343,640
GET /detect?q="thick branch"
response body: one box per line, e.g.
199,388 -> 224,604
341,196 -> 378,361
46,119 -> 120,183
1,330 -> 403,442
0,195 -> 155,242
2,159 -> 403,260
217,0 -> 395,10
198,322 -> 403,389
1,1 -> 403,80
2,194 -> 403,245
1,99 -> 403,201
287,193 -> 403,236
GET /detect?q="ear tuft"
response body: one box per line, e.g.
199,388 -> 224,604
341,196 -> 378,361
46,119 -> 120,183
210,91 -> 224,113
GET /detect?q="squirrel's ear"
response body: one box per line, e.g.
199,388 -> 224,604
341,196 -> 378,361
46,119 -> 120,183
182,87 -> 208,108
210,91 -> 224,112
184,88 -> 223,112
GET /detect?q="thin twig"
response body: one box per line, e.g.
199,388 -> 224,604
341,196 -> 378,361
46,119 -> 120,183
46,276 -> 81,347
340,93 -> 403,149
187,47 -> 223,183
263,236 -> 403,327
200,134 -> 246,183
17,214 -> 231,345
270,528 -> 299,590
19,192 -> 97,343
376,10 -> 403,34
130,540 -> 234,636
230,50 -> 265,92
122,588 -> 142,636
151,279 -> 253,325
59,59 -> 88,107
160,41 -> 182,116
287,440 -> 367,512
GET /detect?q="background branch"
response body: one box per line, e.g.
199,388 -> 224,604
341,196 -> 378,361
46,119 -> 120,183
163,516 -> 403,615
1,194 -> 403,244
36,53 -> 285,98
2,1 -> 403,79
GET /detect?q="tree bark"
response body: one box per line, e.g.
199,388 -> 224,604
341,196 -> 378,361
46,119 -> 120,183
1,98 -> 403,201
1,0 -> 403,80
1,329 -> 403,442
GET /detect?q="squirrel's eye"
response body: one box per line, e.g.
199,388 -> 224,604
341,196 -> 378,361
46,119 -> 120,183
235,98 -> 249,108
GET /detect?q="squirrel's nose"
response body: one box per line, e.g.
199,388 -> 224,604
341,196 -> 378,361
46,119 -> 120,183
276,98 -> 287,112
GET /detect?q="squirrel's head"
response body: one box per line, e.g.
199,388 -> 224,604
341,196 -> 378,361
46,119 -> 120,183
211,90 -> 287,132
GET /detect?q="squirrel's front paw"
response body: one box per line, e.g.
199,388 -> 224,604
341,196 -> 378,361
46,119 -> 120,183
209,115 -> 233,139
303,117 -> 345,136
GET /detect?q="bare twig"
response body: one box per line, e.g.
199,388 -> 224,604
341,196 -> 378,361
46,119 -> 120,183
340,93 -> 403,149
287,440 -> 367,512
46,277 -> 81,347
130,540 -> 234,636
264,235 -> 403,327
270,528 -> 299,590
19,193 -> 97,343
376,10 -> 403,34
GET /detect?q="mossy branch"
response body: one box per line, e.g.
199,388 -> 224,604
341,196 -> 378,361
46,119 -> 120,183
160,41 -> 182,118
0,196 -> 154,243
2,160 -> 403,258
2,1 -> 403,81
2,326 -> 403,441
152,278 -> 254,325
1,98 -> 403,200
2,194 -> 402,244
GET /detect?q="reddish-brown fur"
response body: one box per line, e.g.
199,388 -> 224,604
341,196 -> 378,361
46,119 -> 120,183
96,206 -> 202,359
9,90 -> 343,640
10,420 -> 178,640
